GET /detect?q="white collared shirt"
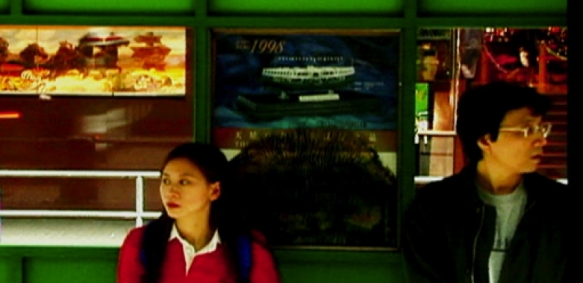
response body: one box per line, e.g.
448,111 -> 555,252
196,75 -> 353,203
168,225 -> 221,273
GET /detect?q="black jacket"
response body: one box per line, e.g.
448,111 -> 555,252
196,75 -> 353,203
402,167 -> 571,283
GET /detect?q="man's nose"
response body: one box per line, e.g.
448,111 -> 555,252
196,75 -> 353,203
534,134 -> 548,147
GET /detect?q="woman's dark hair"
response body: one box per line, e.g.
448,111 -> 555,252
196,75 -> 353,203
141,142 -> 248,283
455,82 -> 551,164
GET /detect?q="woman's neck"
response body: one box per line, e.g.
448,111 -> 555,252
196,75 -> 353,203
175,215 -> 215,250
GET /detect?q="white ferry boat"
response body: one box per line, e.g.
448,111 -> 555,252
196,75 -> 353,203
261,65 -> 355,89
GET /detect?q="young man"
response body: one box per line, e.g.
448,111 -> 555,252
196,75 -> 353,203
402,82 -> 570,283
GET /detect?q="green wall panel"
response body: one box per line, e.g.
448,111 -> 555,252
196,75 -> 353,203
275,249 -> 404,283
0,257 -> 22,283
280,261 -> 404,283
23,0 -> 194,15
209,0 -> 403,15
0,0 -> 7,14
23,258 -> 116,283
419,0 -> 566,16
0,246 -> 406,283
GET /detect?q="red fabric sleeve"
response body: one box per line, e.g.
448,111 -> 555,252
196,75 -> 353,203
249,230 -> 281,283
117,227 -> 146,283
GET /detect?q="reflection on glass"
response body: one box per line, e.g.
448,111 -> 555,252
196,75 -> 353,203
476,27 -> 568,89
0,26 -> 194,212
0,177 -> 140,210
415,27 -> 568,180
417,28 -> 452,82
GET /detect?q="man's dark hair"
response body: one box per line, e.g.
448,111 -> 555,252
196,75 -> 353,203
455,82 -> 551,164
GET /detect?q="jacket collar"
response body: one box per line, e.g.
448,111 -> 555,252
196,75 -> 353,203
454,165 -> 483,209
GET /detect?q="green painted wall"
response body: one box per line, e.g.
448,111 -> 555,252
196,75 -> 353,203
0,246 -> 117,283
17,0 -> 566,15
0,247 -> 404,283
0,0 -> 566,283
418,0 -> 566,15
208,0 -> 403,15
0,256 -> 21,283
22,0 -> 194,14
0,0 -> 7,13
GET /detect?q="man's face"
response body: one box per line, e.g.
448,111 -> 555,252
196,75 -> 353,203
480,107 -> 549,174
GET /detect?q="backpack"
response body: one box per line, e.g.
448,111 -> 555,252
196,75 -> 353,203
139,221 -> 252,282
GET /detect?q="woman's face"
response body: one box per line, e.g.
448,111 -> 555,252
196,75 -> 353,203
159,157 -> 221,221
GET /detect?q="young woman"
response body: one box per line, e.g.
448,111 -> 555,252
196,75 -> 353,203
117,142 -> 280,283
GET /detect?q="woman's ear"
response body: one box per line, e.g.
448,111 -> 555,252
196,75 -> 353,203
209,182 -> 221,201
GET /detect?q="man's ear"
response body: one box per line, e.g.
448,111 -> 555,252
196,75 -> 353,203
477,134 -> 492,152
209,182 -> 221,201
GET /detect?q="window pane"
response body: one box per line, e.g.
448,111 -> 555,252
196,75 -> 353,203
0,25 -> 193,212
211,29 -> 400,248
415,27 -> 568,181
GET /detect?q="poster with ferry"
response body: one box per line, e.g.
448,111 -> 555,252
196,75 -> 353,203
212,29 -> 400,152
0,25 -> 189,96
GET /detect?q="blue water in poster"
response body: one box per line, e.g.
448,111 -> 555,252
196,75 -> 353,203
213,32 -> 400,130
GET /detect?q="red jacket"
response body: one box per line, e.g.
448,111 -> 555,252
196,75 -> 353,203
117,227 -> 281,283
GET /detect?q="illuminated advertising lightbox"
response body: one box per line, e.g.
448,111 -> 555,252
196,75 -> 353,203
0,25 -> 190,97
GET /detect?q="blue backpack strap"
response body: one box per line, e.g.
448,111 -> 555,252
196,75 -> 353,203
139,246 -> 147,267
237,234 -> 252,281
139,220 -> 156,267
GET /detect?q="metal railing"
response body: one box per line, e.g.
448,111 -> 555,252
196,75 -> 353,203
414,176 -> 567,185
0,170 -> 568,227
0,170 -> 163,226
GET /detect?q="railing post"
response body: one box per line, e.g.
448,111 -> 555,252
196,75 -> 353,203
135,176 -> 145,227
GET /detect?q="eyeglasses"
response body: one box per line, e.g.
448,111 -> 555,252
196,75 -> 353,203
499,122 -> 552,138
